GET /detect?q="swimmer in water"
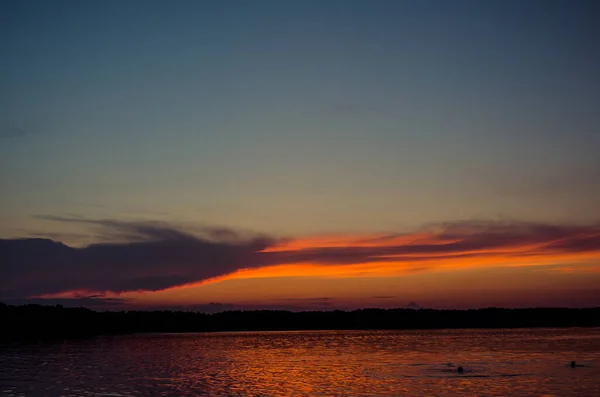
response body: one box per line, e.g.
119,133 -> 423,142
457,366 -> 464,373
570,361 -> 585,368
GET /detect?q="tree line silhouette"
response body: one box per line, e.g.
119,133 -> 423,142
1,302 -> 598,342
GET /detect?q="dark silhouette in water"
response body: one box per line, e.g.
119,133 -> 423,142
457,366 -> 464,374
1,303 -> 599,342
570,361 -> 586,368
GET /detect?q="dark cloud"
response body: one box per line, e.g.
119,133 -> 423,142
545,233 -> 600,252
2,218 -> 600,299
2,217 -> 276,297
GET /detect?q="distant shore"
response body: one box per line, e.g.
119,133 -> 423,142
1,303 -> 599,342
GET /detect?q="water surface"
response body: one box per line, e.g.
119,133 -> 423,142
1,328 -> 599,396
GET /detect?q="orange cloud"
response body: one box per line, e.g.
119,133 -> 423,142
181,221 -> 600,287
4,219 -> 600,297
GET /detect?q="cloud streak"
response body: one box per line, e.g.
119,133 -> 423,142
233,220 -> 600,281
1,218 -> 274,297
1,218 -> 600,298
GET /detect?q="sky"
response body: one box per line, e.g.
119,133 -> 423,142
1,0 -> 599,311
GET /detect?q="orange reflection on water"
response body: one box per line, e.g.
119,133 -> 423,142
174,329 -> 600,397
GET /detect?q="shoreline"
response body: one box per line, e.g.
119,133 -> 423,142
2,304 -> 599,343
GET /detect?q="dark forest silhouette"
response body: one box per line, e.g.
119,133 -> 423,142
1,302 -> 599,342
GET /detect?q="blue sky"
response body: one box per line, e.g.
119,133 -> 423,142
2,0 -> 599,240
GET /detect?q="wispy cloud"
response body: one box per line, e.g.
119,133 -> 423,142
2,218 -> 600,298
239,220 -> 600,279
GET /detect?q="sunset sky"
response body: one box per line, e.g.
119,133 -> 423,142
2,0 -> 599,310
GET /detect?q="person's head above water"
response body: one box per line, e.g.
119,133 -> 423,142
457,366 -> 464,373
571,361 -> 576,368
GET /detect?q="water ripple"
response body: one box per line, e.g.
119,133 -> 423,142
1,328 -> 599,396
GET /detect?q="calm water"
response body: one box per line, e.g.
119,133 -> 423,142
1,328 -> 599,397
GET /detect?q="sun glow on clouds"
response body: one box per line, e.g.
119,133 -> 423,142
4,219 -> 600,302
173,225 -> 600,288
